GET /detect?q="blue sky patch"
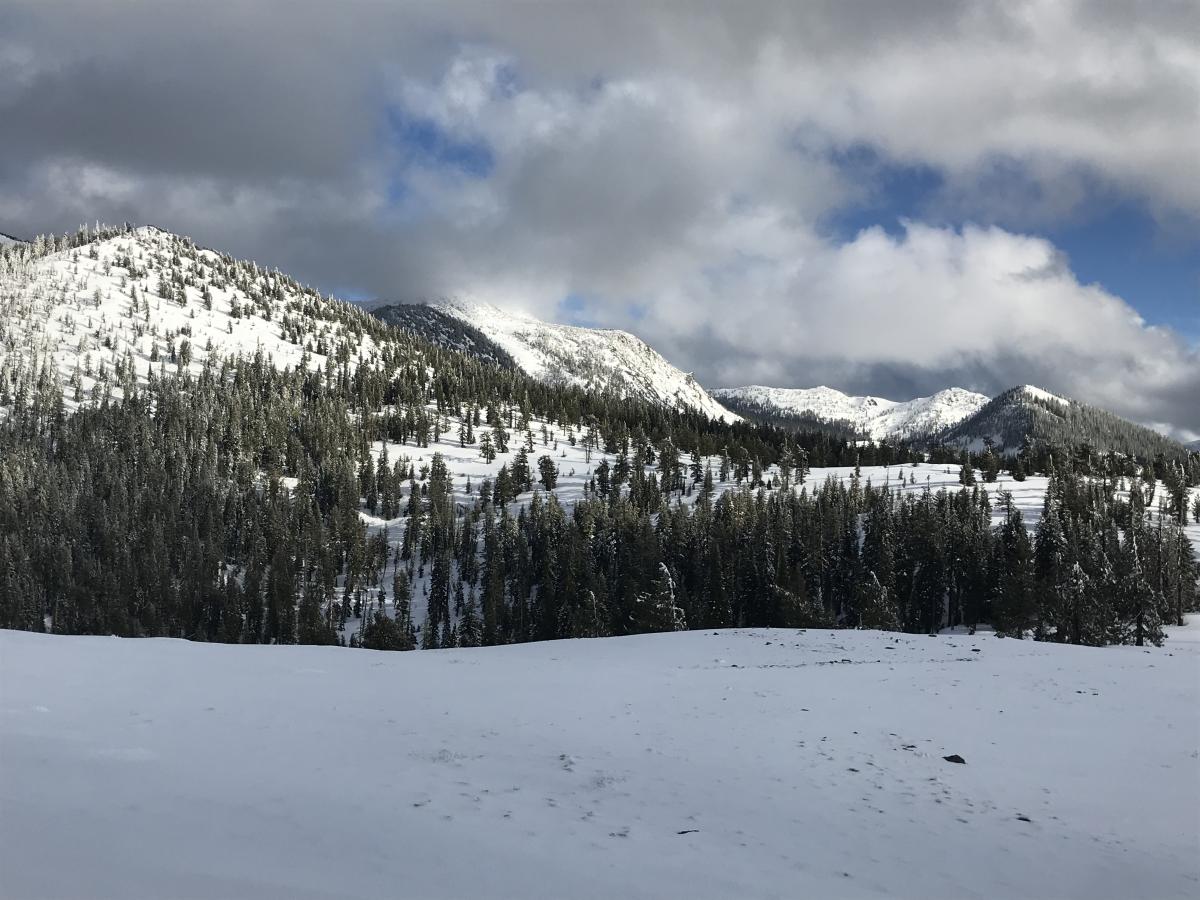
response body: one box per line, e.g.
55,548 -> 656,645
387,109 -> 495,178
821,145 -> 1198,342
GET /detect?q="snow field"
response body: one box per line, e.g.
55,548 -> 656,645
2,624 -> 1197,899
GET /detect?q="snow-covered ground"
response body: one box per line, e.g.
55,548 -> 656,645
711,384 -> 989,440
435,297 -> 738,422
2,625 -> 1197,899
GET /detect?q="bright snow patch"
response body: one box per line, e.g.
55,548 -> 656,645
2,627 -> 1197,899
1020,384 -> 1071,407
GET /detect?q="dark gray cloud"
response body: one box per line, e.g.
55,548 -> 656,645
1,0 -> 1197,438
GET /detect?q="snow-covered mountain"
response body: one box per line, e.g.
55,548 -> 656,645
712,384 -> 989,440
422,298 -> 738,423
1186,439 -> 1200,452
0,225 -> 400,409
943,384 -> 1189,458
0,232 -> 25,246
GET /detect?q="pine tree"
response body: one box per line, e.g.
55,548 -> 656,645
1118,530 -> 1164,647
634,563 -> 686,632
857,573 -> 901,631
537,455 -> 558,491
992,492 -> 1034,637
477,427 -> 496,460
959,451 -> 977,486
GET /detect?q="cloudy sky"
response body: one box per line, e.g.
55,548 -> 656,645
2,1 -> 1198,439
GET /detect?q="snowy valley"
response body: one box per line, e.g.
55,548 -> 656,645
0,225 -> 1196,649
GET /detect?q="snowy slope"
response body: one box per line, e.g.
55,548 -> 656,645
1187,439 -> 1200,452
433,298 -> 738,423
712,384 -> 989,440
0,232 -> 24,246
0,226 -> 392,409
3,626 -> 1197,900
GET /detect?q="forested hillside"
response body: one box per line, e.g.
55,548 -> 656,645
1,226 -> 1196,652
943,385 -> 1189,461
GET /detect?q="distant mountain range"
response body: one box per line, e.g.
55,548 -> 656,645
364,300 -> 1191,460
718,381 -> 1188,459
712,385 -> 989,441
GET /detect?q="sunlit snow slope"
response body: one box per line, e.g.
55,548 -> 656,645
0,226 -> 391,409
434,298 -> 738,423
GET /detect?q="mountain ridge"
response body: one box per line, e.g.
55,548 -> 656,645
2,224 -> 1187,464
387,297 -> 739,423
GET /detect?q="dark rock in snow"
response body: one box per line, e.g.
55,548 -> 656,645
943,754 -> 966,764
